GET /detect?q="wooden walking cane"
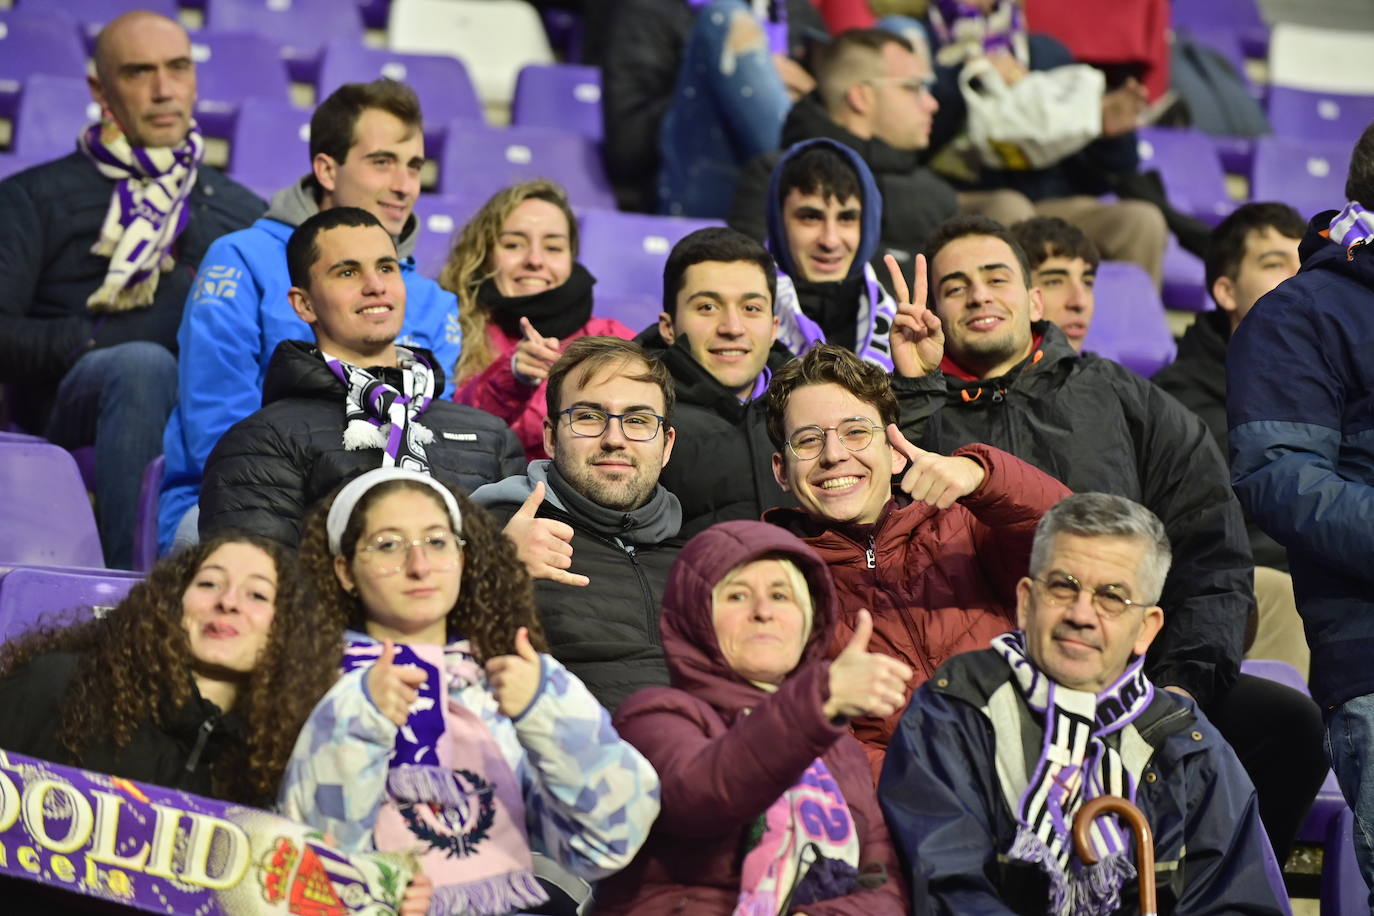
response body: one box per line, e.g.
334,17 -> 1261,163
1073,795 -> 1157,916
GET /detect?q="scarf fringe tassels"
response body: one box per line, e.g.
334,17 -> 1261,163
1008,826 -> 1137,916
429,868 -> 548,916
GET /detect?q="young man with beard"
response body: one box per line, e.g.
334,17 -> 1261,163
885,214 -> 1326,865
638,227 -> 796,537
472,337 -> 684,712
198,208 -> 521,547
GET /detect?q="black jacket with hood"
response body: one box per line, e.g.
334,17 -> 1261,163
730,96 -> 959,267
472,460 -> 686,713
637,326 -> 797,538
199,339 -> 524,546
895,321 -> 1252,709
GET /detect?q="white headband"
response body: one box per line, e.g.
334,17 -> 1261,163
326,468 -> 464,555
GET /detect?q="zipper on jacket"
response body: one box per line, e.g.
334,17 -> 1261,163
620,541 -> 662,648
184,718 -> 216,776
866,536 -> 876,569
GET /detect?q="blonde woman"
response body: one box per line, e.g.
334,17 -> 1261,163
443,180 -> 634,459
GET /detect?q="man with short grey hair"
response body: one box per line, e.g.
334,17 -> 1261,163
879,493 -> 1288,916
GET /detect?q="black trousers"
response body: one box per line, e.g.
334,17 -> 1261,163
1204,672 -> 1329,862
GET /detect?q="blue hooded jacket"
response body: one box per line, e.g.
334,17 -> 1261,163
764,138 -> 897,369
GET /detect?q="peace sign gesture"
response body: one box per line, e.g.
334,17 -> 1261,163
886,253 -> 944,378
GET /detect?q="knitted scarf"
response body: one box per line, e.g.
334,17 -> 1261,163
77,118 -> 205,312
325,346 -> 436,472
733,757 -> 861,915
992,631 -> 1154,916
1329,201 -> 1374,250
930,0 -> 1028,67
342,638 -> 548,916
478,262 -> 596,341
774,264 -> 896,371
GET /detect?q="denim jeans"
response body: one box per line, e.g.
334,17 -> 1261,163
45,341 -> 178,570
657,0 -> 790,218
1326,692 -> 1374,906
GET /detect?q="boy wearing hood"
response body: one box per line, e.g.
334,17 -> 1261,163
159,79 -> 461,554
1229,122 -> 1374,899
768,139 -> 900,370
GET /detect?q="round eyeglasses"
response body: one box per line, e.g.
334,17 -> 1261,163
559,408 -> 666,441
786,418 -> 884,461
357,532 -> 465,576
1032,573 -> 1146,619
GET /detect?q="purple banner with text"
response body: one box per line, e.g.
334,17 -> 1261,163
0,748 -> 416,915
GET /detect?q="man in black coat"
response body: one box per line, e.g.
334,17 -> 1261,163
885,213 -> 1326,865
0,11 -> 264,567
473,337 -> 684,712
199,208 -> 523,547
638,227 -> 796,537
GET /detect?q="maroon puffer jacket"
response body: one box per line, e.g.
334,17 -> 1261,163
594,521 -> 908,916
765,443 -> 1071,779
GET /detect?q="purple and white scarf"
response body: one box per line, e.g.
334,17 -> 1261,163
1329,201 -> 1374,251
325,346 -> 437,472
930,0 -> 1028,68
77,118 -> 204,311
773,264 -> 897,371
992,630 -> 1155,916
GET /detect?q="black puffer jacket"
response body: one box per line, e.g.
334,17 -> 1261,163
199,340 -> 524,546
0,153 -> 263,421
1152,310 -> 1287,571
729,96 -> 959,266
601,0 -> 826,211
473,461 -> 685,712
637,327 -> 797,537
895,322 -> 1252,709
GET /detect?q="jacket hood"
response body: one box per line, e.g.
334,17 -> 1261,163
659,521 -> 838,709
765,137 -> 884,282
1299,209 -> 1374,291
264,176 -> 420,260
260,339 -> 447,405
635,323 -> 793,412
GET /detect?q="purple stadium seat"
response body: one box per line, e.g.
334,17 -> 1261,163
133,456 -> 164,573
203,0 -> 364,83
1268,86 -> 1374,146
1171,0 -> 1268,60
410,193 -> 488,279
1161,238 -> 1210,313
38,0 -> 180,51
227,97 -> 312,199
540,8 -> 584,62
317,39 -> 483,152
1252,135 -> 1351,223
0,9 -> 87,120
0,441 -> 103,568
1136,128 -> 1234,227
1082,260 -> 1176,377
439,122 -> 616,209
0,567 -> 140,644
358,0 -> 391,30
578,208 -> 724,329
190,30 -> 294,140
11,74 -> 101,160
511,64 -> 603,142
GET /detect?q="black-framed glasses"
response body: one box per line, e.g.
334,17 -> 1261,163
358,533 -> 465,576
786,418 -> 884,461
558,408 -> 666,441
1032,573 -> 1146,620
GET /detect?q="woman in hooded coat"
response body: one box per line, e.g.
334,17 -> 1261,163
595,520 -> 911,915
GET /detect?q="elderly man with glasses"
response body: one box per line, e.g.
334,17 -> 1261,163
761,343 -> 1069,776
879,492 -> 1289,916
473,336 -> 686,713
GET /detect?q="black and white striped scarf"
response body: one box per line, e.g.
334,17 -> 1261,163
992,630 -> 1154,916
325,347 -> 436,472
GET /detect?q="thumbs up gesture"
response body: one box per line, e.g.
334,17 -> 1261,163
501,481 -> 589,587
823,610 -> 914,721
886,253 -> 945,378
485,627 -> 544,718
512,316 -> 562,385
888,424 -> 986,509
367,639 -> 428,727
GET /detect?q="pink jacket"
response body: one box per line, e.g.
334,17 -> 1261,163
453,317 -> 635,461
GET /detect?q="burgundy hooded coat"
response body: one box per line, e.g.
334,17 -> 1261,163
594,521 -> 908,915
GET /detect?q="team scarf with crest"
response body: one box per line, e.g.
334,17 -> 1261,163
992,630 -> 1155,916
325,346 -> 437,471
1329,201 -> 1374,250
78,118 -> 204,311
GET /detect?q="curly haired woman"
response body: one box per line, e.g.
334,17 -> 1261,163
442,179 -> 635,460
0,532 -> 338,807
278,468 -> 660,916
